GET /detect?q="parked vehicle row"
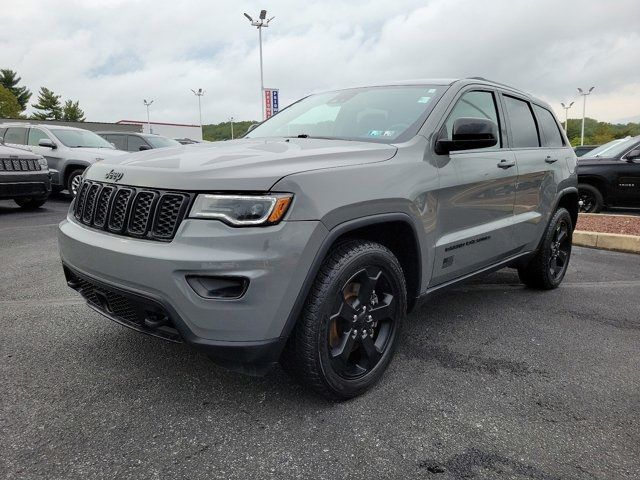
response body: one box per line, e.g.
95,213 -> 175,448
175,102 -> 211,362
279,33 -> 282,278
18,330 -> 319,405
96,132 -> 180,152
0,123 -> 183,201
577,135 -> 640,212
59,77 -> 579,399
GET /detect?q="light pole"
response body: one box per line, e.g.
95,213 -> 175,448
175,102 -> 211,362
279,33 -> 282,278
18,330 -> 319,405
191,88 -> 205,131
577,87 -> 594,146
560,101 -> 574,132
244,10 -> 275,121
143,99 -> 154,134
229,116 -> 234,139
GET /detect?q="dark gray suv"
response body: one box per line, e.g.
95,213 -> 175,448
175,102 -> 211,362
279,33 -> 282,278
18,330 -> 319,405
58,78 -> 578,399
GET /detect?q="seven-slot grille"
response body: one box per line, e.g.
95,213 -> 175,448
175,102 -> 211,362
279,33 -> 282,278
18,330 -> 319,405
73,180 -> 191,241
0,157 -> 42,171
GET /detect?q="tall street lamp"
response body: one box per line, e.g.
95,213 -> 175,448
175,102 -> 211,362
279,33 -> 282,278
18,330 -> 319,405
229,116 -> 235,140
143,99 -> 154,134
560,101 -> 574,132
577,87 -> 594,146
191,88 -> 205,131
244,9 -> 275,121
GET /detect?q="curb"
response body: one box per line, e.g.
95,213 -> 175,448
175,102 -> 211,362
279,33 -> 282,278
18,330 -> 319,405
573,230 -> 640,255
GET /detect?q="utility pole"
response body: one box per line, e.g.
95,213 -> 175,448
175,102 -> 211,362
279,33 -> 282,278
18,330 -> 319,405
577,87 -> 594,146
191,88 -> 205,137
560,101 -> 574,132
244,10 -> 275,121
229,117 -> 234,139
143,99 -> 154,134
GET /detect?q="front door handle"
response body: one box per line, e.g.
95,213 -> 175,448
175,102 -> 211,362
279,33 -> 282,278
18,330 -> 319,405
497,159 -> 516,169
545,156 -> 558,163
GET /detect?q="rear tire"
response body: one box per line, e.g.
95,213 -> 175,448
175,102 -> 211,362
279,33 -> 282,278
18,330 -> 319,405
281,240 -> 407,400
14,195 -> 49,210
66,169 -> 84,197
578,183 -> 603,213
518,208 -> 573,290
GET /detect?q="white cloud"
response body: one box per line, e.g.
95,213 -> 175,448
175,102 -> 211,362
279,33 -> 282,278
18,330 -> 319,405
1,0 -> 638,124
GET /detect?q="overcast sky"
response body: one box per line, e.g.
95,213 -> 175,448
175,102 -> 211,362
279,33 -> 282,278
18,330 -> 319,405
2,0 -> 639,125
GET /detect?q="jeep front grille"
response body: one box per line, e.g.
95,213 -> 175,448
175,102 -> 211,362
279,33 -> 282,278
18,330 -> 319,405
72,180 -> 191,241
0,157 -> 42,171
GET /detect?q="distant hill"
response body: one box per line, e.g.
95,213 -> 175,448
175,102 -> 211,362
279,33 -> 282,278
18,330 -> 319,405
201,117 -> 640,146
202,120 -> 258,141
565,117 -> 640,146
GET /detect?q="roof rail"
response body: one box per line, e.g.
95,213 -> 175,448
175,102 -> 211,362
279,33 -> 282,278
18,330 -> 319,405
466,76 -> 518,90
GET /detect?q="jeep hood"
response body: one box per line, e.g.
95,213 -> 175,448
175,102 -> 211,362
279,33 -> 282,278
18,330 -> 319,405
84,137 -> 397,191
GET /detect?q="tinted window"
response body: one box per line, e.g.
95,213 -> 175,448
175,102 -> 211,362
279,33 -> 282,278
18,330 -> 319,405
444,91 -> 501,147
28,128 -> 51,146
127,135 -> 149,151
504,96 -> 539,148
533,105 -> 564,147
4,127 -> 28,145
103,134 -> 127,150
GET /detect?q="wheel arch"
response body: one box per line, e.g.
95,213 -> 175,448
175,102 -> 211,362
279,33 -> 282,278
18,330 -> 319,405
577,175 -> 608,203
555,187 -> 579,230
279,213 -> 423,343
62,161 -> 91,187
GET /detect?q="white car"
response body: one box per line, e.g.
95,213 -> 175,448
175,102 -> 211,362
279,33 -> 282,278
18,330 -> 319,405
0,123 -> 127,196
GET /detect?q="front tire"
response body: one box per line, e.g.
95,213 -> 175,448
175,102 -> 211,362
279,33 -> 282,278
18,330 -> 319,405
282,240 -> 407,400
518,208 -> 573,290
578,183 -> 603,213
66,169 -> 84,197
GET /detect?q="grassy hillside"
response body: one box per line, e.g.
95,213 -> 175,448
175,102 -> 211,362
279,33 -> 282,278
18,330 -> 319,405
565,118 -> 640,146
202,120 -> 258,141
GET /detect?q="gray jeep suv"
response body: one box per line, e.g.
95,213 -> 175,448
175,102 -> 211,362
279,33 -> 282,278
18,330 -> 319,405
58,78 -> 578,399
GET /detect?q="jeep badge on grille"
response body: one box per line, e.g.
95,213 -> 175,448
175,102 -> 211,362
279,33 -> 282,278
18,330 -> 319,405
105,169 -> 124,182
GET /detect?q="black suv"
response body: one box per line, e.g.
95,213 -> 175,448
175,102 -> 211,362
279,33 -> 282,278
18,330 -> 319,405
0,144 -> 51,209
577,136 -> 640,212
96,132 -> 180,152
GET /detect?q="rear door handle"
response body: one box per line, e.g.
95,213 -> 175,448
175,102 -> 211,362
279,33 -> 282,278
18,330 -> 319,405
497,159 -> 516,169
545,156 -> 558,163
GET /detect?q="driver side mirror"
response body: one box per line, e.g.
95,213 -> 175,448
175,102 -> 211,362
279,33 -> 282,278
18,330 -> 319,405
625,148 -> 640,162
38,138 -> 57,149
435,117 -> 498,155
139,145 -> 152,151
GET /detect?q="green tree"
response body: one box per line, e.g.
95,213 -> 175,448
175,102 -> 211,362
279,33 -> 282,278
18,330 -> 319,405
0,69 -> 32,111
31,87 -> 62,120
202,120 -> 259,141
62,99 -> 86,122
0,85 -> 22,118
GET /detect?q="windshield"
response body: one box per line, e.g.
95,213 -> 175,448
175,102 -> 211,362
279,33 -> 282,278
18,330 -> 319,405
52,129 -> 115,149
145,136 -> 180,148
585,137 -> 636,158
246,85 -> 445,143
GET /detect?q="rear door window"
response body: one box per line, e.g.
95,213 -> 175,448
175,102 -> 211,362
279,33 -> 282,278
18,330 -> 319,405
503,96 -> 540,148
4,127 -> 28,145
533,105 -> 564,147
105,134 -> 127,150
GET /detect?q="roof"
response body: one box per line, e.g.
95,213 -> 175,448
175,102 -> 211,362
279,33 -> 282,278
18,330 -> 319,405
116,120 -> 200,128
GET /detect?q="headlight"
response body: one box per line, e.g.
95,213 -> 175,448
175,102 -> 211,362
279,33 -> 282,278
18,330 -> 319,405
189,193 -> 293,226
37,157 -> 48,170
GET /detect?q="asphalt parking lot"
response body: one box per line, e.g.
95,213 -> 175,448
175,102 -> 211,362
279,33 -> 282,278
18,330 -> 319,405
1,196 -> 639,480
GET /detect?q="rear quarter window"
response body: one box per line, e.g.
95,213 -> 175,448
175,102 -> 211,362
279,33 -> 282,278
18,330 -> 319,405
533,105 -> 565,148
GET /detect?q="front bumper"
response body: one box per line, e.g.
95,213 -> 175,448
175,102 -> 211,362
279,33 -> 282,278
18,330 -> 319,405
58,214 -> 327,373
0,171 -> 51,199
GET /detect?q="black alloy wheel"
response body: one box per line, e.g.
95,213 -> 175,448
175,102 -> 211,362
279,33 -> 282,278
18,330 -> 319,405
328,267 -> 397,379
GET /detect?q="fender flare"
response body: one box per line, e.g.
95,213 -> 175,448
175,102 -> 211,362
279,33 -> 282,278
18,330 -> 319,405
278,212 -> 423,342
